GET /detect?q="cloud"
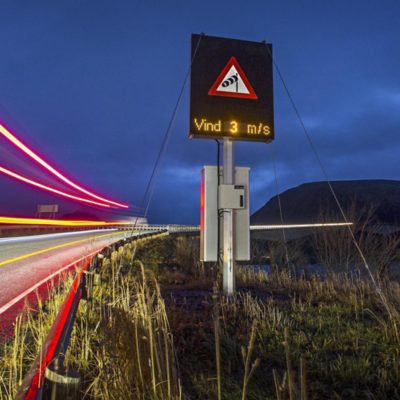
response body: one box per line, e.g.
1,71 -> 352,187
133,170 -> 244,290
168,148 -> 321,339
1,1 -> 400,224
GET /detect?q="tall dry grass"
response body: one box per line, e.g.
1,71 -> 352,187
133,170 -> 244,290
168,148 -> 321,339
2,232 -> 400,399
64,234 -> 182,399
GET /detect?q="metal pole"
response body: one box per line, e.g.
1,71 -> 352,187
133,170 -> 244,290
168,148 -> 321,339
222,138 -> 235,294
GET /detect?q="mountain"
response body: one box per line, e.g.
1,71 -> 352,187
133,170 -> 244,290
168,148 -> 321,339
251,180 -> 400,228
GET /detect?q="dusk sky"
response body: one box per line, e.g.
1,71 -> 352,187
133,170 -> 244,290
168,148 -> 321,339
0,1 -> 399,224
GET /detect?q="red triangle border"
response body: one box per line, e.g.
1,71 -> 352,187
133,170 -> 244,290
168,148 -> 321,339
208,56 -> 258,100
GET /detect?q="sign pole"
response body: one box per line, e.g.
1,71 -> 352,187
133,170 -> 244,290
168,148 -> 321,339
223,138 -> 235,294
191,34 -> 274,294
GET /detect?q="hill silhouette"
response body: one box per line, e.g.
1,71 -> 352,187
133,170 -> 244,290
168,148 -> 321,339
251,180 -> 400,228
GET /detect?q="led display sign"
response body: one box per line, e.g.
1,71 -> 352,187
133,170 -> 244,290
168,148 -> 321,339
189,34 -> 274,142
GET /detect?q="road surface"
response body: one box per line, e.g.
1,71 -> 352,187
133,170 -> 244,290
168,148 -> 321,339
0,229 -> 139,335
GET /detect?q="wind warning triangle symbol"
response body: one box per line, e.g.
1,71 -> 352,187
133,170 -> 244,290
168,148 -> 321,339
208,56 -> 258,100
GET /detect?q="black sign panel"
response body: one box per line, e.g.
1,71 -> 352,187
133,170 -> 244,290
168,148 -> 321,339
189,34 -> 274,142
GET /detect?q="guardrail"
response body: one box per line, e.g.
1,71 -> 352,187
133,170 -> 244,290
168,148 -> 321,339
15,229 -> 168,400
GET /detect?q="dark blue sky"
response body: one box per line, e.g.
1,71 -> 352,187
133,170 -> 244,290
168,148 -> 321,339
0,1 -> 399,224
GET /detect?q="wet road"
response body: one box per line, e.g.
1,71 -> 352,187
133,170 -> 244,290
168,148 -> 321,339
0,229 -> 138,332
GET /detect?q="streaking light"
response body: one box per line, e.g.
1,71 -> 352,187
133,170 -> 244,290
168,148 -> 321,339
250,223 -> 353,230
0,165 -> 111,208
0,216 -> 131,226
0,124 -> 129,209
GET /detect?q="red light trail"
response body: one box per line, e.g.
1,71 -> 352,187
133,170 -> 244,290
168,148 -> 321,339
0,123 -> 129,209
0,165 -> 111,208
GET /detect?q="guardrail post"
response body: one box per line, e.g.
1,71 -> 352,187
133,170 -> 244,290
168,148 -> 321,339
43,359 -> 81,400
82,270 -> 94,302
45,273 -> 85,399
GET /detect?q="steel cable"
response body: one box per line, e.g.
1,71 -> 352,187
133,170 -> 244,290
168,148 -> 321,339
129,34 -> 203,232
264,44 -> 394,319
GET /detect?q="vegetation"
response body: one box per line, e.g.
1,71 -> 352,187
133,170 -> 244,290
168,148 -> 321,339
0,276 -> 75,398
1,231 -> 400,399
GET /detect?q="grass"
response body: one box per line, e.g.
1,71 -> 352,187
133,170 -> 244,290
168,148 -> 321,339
65,234 -> 181,399
1,233 -> 400,399
167,273 -> 400,399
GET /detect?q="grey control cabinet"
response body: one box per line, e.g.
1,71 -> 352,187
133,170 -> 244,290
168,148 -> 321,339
200,166 -> 250,262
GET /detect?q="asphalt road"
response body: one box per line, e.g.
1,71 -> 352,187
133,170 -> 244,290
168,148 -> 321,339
0,229 -> 139,333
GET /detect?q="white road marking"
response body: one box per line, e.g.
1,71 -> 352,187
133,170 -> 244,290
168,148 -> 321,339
0,249 -> 100,315
0,229 -> 117,244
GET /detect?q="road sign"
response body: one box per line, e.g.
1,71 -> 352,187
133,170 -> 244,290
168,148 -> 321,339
37,204 -> 59,219
37,205 -> 59,213
190,34 -> 274,142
